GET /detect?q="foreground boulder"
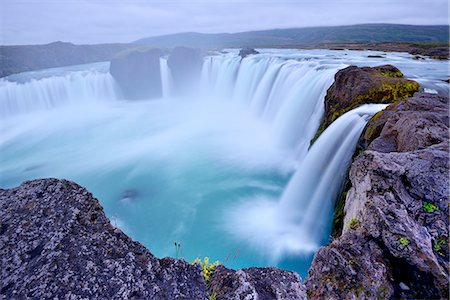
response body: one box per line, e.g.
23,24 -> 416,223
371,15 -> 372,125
110,48 -> 163,100
209,266 -> 306,299
311,65 -> 420,144
0,179 -> 305,299
306,93 -> 449,299
167,47 -> 203,95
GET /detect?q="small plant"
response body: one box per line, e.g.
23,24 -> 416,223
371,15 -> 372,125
433,239 -> 447,253
209,292 -> 218,300
193,257 -> 220,283
423,201 -> 439,213
348,217 -> 361,230
398,237 -> 410,247
174,241 -> 182,258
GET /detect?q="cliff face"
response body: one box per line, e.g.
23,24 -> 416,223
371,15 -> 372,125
306,93 -> 449,299
0,179 -> 305,299
110,48 -> 164,100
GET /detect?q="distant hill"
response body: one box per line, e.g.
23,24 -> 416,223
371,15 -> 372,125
134,24 -> 450,48
0,42 -> 134,78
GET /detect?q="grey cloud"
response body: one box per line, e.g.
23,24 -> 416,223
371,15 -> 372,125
0,0 -> 448,45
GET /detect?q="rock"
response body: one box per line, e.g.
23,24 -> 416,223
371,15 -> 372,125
209,265 -> 306,300
367,55 -> 384,58
0,178 -> 306,299
238,48 -> 259,58
399,282 -> 410,291
311,65 -> 420,144
358,92 -> 449,152
0,179 -> 206,299
167,47 -> 203,95
306,93 -> 449,299
110,48 -> 163,100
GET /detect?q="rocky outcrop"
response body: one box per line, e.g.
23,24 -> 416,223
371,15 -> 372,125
0,179 -> 305,299
167,47 -> 203,95
208,266 -> 306,300
306,93 -> 449,299
311,65 -> 420,144
110,48 -> 163,100
238,48 -> 259,58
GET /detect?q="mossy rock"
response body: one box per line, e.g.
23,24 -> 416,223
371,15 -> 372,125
310,65 -> 420,146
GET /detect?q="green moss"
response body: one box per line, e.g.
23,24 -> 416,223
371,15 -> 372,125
348,217 -> 361,230
433,239 -> 447,253
332,189 -> 348,237
355,81 -> 420,105
379,70 -> 404,78
310,73 -> 419,146
423,201 -> 439,213
398,237 -> 410,247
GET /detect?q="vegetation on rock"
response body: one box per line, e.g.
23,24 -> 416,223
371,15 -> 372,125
193,257 -> 220,283
310,65 -> 419,145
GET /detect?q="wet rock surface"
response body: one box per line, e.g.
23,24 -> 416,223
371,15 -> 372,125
306,93 -> 449,299
110,48 -> 163,100
167,47 -> 203,95
238,48 -> 259,58
0,179 -> 306,299
311,65 -> 420,144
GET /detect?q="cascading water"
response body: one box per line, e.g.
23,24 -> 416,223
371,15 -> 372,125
0,49 -> 447,277
225,104 -> 387,264
0,67 -> 118,117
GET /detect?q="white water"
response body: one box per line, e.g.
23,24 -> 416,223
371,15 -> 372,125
226,104 -> 387,261
0,49 -> 448,276
0,68 -> 118,117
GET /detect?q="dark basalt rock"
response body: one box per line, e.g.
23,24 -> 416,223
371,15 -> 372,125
306,93 -> 449,299
208,265 -> 306,299
0,179 -> 206,299
110,48 -> 163,100
310,65 -> 420,144
167,47 -> 203,95
239,48 -> 259,58
0,179 -> 306,299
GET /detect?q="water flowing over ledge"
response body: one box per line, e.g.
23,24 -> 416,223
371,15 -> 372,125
0,49 -> 447,276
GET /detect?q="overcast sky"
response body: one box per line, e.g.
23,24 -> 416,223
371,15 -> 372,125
0,0 -> 448,45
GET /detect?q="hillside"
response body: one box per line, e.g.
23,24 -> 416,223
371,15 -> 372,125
134,24 -> 450,48
0,42 -> 134,78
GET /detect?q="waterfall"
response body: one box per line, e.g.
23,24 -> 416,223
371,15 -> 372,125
199,54 -> 339,158
226,104 -> 387,260
1,49 -> 398,273
160,58 -> 173,98
0,70 -> 118,117
1,55 -> 337,161
278,104 -> 387,243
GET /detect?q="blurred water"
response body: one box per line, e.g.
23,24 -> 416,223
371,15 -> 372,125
0,49 -> 448,277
